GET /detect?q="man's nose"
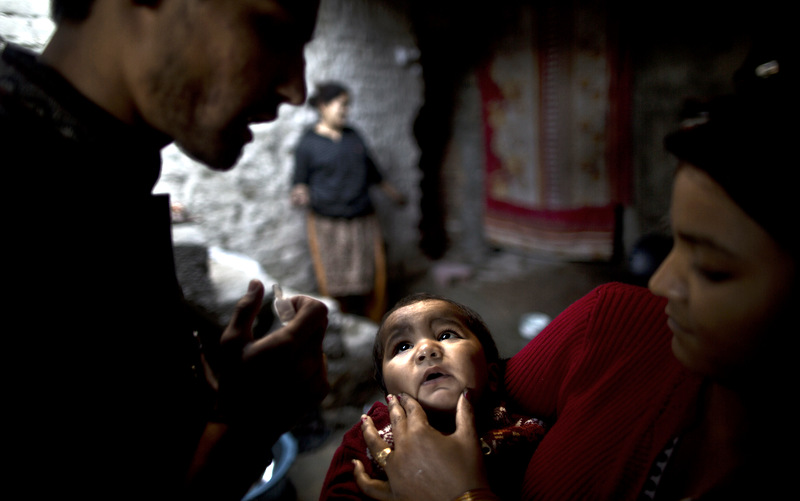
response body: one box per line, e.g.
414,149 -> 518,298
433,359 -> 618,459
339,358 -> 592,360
276,55 -> 307,106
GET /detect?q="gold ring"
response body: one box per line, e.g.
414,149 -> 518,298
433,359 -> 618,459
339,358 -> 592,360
375,446 -> 392,468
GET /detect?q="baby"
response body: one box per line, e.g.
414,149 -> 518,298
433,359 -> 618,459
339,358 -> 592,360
319,293 -> 547,500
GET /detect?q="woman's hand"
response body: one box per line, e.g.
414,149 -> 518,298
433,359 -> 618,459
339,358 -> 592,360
290,184 -> 310,206
354,392 -> 492,501
380,182 -> 407,206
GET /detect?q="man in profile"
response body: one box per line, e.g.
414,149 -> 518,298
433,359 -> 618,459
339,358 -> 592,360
1,1 -> 327,499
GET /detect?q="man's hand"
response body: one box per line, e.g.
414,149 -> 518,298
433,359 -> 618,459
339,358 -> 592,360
186,279 -> 329,499
354,393 -> 492,501
216,279 -> 329,433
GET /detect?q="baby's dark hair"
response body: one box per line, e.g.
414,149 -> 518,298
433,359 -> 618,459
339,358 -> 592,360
308,81 -> 349,108
372,292 -> 501,395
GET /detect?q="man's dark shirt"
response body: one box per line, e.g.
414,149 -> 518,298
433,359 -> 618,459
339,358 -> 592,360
1,43 -> 216,497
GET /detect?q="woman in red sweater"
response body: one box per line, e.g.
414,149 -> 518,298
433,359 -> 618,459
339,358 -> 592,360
354,46 -> 797,500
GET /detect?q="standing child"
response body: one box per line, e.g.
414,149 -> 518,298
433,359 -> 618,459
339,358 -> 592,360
319,293 -> 547,500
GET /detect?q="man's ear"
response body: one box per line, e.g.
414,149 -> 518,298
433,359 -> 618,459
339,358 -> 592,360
487,362 -> 500,393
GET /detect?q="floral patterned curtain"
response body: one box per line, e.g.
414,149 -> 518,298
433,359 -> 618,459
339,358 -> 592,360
478,1 -> 630,260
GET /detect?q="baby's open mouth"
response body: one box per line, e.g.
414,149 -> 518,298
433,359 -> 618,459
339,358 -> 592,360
425,372 -> 445,381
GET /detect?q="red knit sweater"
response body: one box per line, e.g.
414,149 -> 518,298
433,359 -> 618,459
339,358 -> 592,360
505,282 -> 702,500
319,403 -> 390,501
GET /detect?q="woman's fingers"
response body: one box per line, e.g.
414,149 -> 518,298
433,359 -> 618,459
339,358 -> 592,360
353,460 -> 394,500
454,390 -> 479,441
357,393 -> 492,501
386,394 -> 409,429
360,414 -> 391,458
389,393 -> 430,434
356,419 -> 397,500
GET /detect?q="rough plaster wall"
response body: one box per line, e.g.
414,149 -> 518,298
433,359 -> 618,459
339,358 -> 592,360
441,71 -> 487,264
631,40 -> 749,240
0,0 -> 52,48
1,0 -> 425,293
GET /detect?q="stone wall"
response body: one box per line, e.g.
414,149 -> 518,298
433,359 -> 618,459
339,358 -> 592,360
0,0 -> 52,48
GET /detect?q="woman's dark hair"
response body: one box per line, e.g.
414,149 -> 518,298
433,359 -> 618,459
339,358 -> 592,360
51,0 -> 95,22
372,293 -> 501,395
51,0 -> 160,23
664,44 -> 798,258
308,82 -> 349,108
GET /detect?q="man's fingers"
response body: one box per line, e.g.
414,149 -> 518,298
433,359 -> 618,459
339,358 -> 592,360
247,295 -> 328,354
353,460 -> 393,500
297,354 -> 330,404
283,295 -> 329,342
221,280 -> 264,344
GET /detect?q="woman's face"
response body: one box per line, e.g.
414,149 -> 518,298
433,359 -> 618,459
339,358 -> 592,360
378,300 -> 497,414
318,93 -> 349,129
649,165 -> 795,383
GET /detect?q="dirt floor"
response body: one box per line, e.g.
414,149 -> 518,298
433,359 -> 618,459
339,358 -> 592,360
280,249 -> 640,501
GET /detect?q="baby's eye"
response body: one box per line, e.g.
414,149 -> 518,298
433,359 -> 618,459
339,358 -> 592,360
395,342 -> 412,353
438,331 -> 458,341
